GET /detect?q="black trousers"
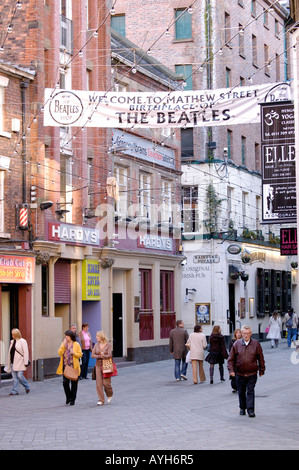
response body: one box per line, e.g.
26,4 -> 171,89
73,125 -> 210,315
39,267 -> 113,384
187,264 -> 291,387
63,376 -> 78,404
235,374 -> 257,412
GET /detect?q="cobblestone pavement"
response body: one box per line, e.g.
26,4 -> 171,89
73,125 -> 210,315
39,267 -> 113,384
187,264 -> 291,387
0,338 -> 299,451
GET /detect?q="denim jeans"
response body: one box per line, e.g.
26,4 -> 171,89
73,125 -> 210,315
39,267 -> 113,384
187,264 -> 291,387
80,349 -> 90,378
174,359 -> 188,380
287,328 -> 297,347
11,367 -> 30,395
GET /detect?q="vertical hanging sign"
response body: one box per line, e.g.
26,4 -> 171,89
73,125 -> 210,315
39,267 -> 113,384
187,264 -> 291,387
261,100 -> 296,223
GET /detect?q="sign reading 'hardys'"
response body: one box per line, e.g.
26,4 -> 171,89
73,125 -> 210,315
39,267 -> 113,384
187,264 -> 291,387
44,82 -> 291,129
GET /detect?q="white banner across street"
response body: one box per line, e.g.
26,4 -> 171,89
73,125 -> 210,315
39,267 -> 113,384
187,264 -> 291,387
44,82 -> 292,129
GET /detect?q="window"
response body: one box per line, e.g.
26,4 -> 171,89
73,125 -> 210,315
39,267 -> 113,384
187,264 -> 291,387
256,196 -> 261,231
175,8 -> 192,40
175,64 -> 193,90
275,19 -> 280,37
276,53 -> 280,82
182,186 -> 199,233
224,12 -> 231,44
0,86 -> 4,132
139,269 -> 153,341
42,265 -> 49,317
264,44 -> 270,75
161,179 -> 172,223
226,67 -> 231,87
111,14 -> 125,36
255,142 -> 260,171
227,129 -> 233,159
181,128 -> 194,160
160,270 -> 175,339
251,0 -> 257,17
252,35 -> 257,67
227,187 -> 233,222
139,172 -> 151,218
114,165 -> 128,217
241,136 -> 246,165
239,24 -> 245,57
60,153 -> 72,222
0,171 -> 4,232
263,8 -> 269,28
139,269 -> 152,311
242,192 -> 248,228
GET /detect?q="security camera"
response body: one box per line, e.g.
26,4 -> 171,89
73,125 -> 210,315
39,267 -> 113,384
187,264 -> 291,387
181,258 -> 187,266
40,201 -> 53,210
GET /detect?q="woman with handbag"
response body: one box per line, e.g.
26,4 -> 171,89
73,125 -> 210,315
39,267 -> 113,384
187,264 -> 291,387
91,331 -> 114,406
57,330 -> 82,405
6,328 -> 31,396
186,324 -> 207,384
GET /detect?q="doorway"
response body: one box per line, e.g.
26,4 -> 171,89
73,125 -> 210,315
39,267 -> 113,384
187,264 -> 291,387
228,284 -> 235,334
113,293 -> 123,357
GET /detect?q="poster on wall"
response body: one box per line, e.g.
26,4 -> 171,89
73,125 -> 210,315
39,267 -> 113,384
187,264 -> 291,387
261,100 -> 296,224
195,303 -> 211,324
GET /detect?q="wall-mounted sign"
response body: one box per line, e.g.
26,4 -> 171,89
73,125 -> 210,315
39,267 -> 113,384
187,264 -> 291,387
82,259 -> 100,300
112,129 -> 175,170
48,222 -> 100,246
193,254 -> 220,263
137,234 -> 173,251
0,255 -> 35,283
227,244 -> 242,255
261,101 -> 296,223
280,227 -> 297,256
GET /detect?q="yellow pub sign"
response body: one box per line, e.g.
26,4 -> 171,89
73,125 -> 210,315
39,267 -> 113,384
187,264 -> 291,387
82,259 -> 100,301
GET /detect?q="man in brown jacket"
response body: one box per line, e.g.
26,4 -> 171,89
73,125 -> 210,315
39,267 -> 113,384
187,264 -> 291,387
169,320 -> 189,381
228,325 -> 265,418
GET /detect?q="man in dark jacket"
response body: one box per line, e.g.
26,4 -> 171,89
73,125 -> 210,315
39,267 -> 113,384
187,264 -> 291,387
169,320 -> 189,381
228,325 -> 265,417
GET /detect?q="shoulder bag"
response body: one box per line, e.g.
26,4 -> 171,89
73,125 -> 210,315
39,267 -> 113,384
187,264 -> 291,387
63,364 -> 79,381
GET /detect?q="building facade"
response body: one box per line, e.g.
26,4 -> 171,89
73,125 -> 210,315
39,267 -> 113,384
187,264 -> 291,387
112,0 -> 297,338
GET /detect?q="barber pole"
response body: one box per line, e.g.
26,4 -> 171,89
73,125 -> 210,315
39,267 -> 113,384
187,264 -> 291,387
18,203 -> 29,230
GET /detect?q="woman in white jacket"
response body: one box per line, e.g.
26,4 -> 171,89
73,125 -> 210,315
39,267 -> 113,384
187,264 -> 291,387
187,325 -> 207,384
6,329 -> 30,395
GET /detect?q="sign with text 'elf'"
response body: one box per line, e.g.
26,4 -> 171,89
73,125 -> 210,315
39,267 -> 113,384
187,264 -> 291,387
44,82 -> 291,129
82,259 -> 100,301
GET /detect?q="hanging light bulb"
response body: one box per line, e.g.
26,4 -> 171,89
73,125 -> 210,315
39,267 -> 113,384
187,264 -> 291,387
110,8 -> 116,15
78,50 -> 83,57
93,30 -> 98,38
16,1 -> 22,10
188,7 -> 193,14
7,24 -> 13,33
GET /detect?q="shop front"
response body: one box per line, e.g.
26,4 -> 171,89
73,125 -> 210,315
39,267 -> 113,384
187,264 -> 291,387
0,253 -> 35,383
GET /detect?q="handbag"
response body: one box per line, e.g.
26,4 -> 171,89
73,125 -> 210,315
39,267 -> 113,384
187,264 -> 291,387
92,365 -> 96,380
102,362 -> 118,378
186,350 -> 191,363
102,357 -> 113,373
63,364 -> 79,381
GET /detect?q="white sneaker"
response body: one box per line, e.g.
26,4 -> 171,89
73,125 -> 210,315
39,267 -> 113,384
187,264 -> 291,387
107,397 -> 112,404
97,401 -> 103,406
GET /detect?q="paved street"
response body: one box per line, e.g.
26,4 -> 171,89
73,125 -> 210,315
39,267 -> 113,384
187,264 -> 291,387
1,338 -> 299,452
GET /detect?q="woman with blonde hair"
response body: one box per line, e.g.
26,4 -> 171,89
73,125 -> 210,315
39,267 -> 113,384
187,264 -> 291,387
6,328 -> 30,396
91,331 -> 113,406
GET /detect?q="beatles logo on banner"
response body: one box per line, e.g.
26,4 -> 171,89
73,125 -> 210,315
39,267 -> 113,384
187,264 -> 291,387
261,84 -> 296,224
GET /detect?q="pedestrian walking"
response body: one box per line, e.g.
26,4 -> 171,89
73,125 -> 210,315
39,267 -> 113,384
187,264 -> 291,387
70,323 -> 81,346
186,324 -> 207,384
228,325 -> 265,418
79,323 -> 92,378
5,328 -> 30,396
91,331 -> 113,406
266,312 -> 282,348
57,330 -> 82,405
228,328 -> 242,392
169,320 -> 189,381
284,308 -> 298,348
205,325 -> 228,384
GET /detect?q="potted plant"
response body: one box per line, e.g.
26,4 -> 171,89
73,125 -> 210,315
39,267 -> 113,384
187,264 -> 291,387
240,272 -> 249,282
291,261 -> 298,269
241,253 -> 251,264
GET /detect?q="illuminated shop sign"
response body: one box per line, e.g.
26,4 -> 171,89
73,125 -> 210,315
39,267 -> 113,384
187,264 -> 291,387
82,259 -> 100,301
137,235 -> 173,251
48,222 -> 100,246
0,255 -> 35,283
